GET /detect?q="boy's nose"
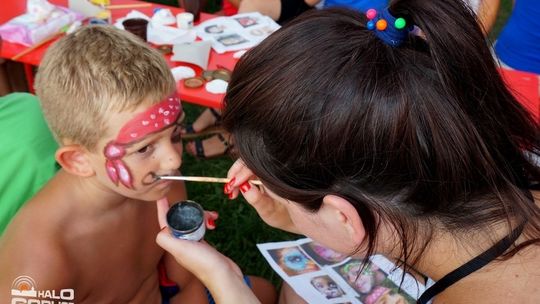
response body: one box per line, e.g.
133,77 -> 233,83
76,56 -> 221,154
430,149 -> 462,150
162,143 -> 182,171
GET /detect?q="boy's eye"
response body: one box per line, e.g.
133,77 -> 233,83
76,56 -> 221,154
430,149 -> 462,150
137,145 -> 150,154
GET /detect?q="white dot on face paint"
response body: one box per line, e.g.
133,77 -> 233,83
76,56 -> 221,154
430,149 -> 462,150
130,133 -> 137,138
150,114 -> 156,119
163,111 -> 170,116
119,165 -> 129,180
142,120 -> 149,126
164,118 -> 170,125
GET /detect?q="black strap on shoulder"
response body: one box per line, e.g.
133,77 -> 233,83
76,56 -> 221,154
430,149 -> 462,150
417,222 -> 526,304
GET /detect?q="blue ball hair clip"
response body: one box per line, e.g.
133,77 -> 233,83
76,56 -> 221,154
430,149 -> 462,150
366,8 -> 411,47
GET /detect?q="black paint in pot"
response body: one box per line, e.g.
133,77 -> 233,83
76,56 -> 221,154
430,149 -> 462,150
166,200 -> 205,241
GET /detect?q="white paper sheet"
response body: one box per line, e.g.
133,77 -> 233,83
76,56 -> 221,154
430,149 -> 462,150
171,41 -> 211,69
196,12 -> 280,54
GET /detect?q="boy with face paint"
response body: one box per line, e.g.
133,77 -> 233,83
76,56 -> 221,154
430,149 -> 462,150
0,26 -> 276,304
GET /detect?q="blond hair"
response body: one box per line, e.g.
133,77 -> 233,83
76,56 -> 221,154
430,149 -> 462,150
35,25 -> 176,150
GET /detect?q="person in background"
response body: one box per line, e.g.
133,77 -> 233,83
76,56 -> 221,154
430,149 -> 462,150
157,0 -> 540,303
0,35 -> 59,236
239,0 -> 387,24
494,0 -> 540,74
0,92 -> 59,236
466,0 -> 500,34
223,0 -> 240,15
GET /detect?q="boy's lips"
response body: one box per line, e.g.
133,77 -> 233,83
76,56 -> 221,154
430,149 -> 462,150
143,171 -> 174,186
154,178 -> 173,189
147,171 -> 179,188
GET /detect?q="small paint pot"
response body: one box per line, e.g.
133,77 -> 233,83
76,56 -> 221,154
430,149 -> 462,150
122,18 -> 149,41
167,200 -> 205,241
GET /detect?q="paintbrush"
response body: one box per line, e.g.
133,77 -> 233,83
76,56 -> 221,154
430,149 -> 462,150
106,3 -> 152,9
11,32 -> 64,61
158,175 -> 262,185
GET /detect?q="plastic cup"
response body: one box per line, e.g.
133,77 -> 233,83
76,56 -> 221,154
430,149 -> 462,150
122,18 -> 149,41
177,12 -> 194,30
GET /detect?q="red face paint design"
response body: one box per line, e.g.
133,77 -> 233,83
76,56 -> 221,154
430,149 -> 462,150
103,94 -> 182,189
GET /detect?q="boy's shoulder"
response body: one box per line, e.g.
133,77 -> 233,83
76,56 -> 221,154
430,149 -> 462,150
0,172 -> 77,265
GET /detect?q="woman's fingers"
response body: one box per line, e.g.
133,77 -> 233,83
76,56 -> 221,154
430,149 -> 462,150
204,210 -> 219,230
225,158 -> 260,199
157,227 -> 206,255
238,181 -> 268,210
227,158 -> 246,179
159,197 -> 218,231
156,228 -> 243,283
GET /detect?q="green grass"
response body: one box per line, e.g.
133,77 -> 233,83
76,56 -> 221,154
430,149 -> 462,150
178,0 -> 513,288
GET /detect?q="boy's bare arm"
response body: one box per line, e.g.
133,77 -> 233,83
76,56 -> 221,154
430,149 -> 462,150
161,180 -> 208,304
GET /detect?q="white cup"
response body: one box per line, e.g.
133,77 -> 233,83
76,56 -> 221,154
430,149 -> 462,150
177,12 -> 194,30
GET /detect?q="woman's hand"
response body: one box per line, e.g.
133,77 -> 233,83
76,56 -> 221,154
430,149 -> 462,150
156,198 -> 260,303
225,159 -> 300,234
156,198 -> 240,281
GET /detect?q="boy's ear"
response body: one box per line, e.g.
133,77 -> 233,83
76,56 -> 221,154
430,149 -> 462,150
321,195 -> 366,246
55,145 -> 95,177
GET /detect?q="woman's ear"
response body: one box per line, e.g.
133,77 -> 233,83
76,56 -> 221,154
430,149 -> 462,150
321,194 -> 366,246
55,145 -> 95,177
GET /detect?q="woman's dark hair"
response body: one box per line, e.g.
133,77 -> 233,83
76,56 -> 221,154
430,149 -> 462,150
223,0 -> 540,272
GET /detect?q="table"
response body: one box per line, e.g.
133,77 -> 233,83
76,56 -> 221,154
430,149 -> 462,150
0,0 -> 238,109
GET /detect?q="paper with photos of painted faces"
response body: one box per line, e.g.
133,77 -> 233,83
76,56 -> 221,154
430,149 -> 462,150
195,12 -> 280,54
257,238 -> 428,304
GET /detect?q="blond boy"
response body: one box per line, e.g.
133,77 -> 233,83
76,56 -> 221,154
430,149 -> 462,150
0,26 -> 274,304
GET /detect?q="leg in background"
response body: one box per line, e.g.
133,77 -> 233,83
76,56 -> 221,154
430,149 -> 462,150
248,275 -> 277,304
0,59 -> 11,96
238,0 -> 282,20
278,282 -> 307,304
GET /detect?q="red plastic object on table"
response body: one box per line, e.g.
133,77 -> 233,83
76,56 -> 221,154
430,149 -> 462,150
498,68 -> 540,121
